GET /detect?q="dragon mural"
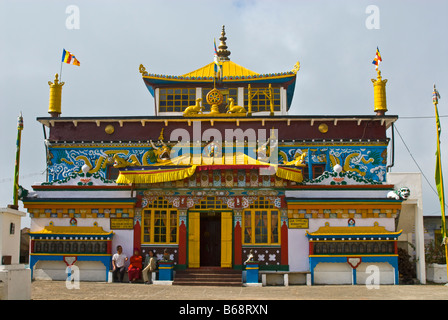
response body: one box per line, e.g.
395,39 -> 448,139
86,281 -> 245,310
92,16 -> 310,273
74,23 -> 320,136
46,142 -> 388,183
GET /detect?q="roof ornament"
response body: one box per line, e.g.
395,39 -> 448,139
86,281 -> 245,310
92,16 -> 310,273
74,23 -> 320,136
139,64 -> 148,76
48,73 -> 65,117
292,61 -> 300,74
217,25 -> 231,61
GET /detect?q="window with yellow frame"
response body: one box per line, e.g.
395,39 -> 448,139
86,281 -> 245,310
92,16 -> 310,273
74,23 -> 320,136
243,209 -> 280,245
142,209 -> 178,244
142,197 -> 178,244
244,87 -> 281,112
159,88 -> 196,113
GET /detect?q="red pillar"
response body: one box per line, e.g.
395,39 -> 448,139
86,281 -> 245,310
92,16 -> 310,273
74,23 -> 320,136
133,220 -> 141,251
281,220 -> 288,266
234,221 -> 242,267
178,220 -> 187,266
107,240 -> 112,254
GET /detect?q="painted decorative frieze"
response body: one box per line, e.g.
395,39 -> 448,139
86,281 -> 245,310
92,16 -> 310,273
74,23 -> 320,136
46,143 -> 388,184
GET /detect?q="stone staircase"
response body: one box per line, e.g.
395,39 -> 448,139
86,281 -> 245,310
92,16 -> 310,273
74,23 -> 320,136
173,267 -> 242,286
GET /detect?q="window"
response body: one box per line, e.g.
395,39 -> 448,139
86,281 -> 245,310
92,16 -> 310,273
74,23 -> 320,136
312,165 -> 326,178
106,165 -> 120,180
142,197 -> 178,244
143,209 -> 178,244
193,197 -> 227,209
302,165 -> 326,180
244,87 -> 281,113
250,196 -> 274,209
243,209 -> 280,245
159,88 -> 196,113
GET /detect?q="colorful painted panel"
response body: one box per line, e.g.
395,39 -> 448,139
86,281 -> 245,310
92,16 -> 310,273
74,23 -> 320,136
278,145 -> 387,182
47,143 -> 388,183
47,145 -> 158,181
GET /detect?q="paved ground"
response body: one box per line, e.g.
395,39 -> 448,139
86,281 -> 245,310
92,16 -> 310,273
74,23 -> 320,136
32,280 -> 448,300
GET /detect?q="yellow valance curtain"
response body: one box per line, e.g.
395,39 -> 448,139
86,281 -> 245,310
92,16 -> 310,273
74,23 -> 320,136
116,156 -> 304,184
275,166 -> 304,183
116,166 -> 197,184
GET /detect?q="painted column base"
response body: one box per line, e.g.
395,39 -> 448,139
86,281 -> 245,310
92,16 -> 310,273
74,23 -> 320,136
245,262 -> 259,283
158,261 -> 174,281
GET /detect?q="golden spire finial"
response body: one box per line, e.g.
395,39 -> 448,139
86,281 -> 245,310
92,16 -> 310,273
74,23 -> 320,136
217,25 -> 231,61
48,73 -> 65,117
371,70 -> 388,116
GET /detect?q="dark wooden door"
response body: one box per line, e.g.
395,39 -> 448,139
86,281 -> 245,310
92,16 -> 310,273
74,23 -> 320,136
200,213 -> 221,266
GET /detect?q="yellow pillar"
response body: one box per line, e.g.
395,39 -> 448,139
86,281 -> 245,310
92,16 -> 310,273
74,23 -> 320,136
48,73 -> 64,117
247,84 -> 252,116
221,211 -> 233,268
268,84 -> 274,116
188,211 -> 200,268
371,70 -> 387,116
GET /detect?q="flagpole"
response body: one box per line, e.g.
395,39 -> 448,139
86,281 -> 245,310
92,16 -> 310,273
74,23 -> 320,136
59,61 -> 63,82
12,112 -> 23,208
433,84 -> 448,281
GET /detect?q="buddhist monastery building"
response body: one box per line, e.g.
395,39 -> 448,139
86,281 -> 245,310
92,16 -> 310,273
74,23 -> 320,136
22,26 -> 410,285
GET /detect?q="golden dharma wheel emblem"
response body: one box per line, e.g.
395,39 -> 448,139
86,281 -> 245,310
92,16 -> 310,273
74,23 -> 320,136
105,124 -> 115,135
318,123 -> 328,133
206,88 -> 224,106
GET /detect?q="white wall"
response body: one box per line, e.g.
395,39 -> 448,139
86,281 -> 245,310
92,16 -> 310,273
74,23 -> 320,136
33,260 -> 106,281
288,229 -> 309,271
314,263 -> 352,285
356,262 -> 395,285
0,208 -> 25,265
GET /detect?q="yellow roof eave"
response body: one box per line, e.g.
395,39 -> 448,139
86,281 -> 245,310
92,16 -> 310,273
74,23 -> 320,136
306,224 -> 402,237
30,225 -> 114,236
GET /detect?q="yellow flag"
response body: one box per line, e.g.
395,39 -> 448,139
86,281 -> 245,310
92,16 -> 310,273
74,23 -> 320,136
434,86 -> 446,239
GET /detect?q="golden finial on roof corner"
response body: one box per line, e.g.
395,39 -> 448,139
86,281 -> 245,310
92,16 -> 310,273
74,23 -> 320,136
292,61 -> 300,74
217,25 -> 231,61
139,64 -> 148,76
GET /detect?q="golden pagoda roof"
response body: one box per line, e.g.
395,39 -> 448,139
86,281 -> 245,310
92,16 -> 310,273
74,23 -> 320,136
182,60 -> 259,78
30,223 -> 114,236
306,222 -> 402,237
140,62 -> 298,82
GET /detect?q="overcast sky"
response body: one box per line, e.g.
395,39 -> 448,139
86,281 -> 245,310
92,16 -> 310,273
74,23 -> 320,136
1,0 -> 447,228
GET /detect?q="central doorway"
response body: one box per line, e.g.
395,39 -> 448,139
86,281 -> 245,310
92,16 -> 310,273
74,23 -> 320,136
200,212 -> 221,266
188,210 -> 233,268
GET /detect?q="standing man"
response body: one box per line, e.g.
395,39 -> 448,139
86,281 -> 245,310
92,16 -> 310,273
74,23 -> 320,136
112,245 -> 128,282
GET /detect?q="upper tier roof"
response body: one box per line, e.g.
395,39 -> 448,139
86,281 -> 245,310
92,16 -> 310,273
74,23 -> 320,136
182,60 -> 259,78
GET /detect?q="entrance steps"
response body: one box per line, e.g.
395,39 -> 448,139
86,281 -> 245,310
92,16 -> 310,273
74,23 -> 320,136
173,267 -> 242,287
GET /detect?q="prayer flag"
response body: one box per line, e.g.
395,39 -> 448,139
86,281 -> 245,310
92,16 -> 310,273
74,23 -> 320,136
372,47 -> 382,70
433,86 -> 441,105
434,86 -> 447,240
62,49 -> 80,66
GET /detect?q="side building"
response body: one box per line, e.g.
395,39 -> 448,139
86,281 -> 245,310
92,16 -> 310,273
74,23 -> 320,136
22,27 -> 410,285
